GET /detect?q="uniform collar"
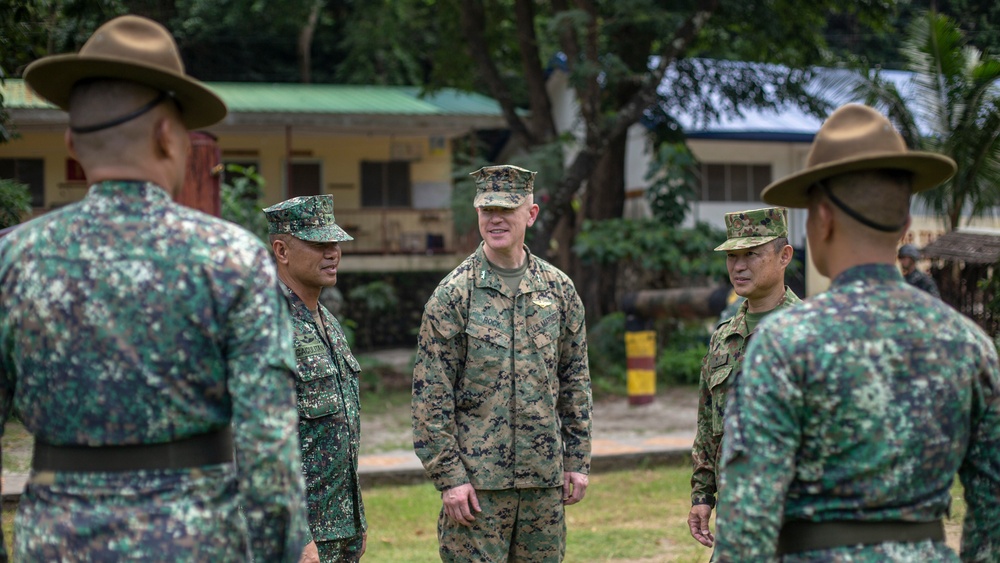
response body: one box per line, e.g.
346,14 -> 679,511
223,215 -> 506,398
831,263 -> 904,288
473,242 -> 547,297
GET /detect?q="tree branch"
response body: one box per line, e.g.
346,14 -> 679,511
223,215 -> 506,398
514,0 -> 557,141
459,0 -> 534,145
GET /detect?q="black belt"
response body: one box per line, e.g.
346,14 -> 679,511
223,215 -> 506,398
32,427 -> 233,472
777,519 -> 945,555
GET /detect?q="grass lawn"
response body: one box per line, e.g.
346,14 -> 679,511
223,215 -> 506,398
0,463 -> 968,562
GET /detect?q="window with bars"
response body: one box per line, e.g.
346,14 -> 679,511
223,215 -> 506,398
361,161 -> 411,208
0,158 -> 45,207
699,163 -> 772,202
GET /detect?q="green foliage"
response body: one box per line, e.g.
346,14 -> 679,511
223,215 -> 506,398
574,219 -> 727,281
587,312 -> 627,398
644,142 -> 700,228
0,178 -> 30,229
220,163 -> 269,243
347,280 -> 399,314
657,344 -> 708,387
826,11 -> 1000,232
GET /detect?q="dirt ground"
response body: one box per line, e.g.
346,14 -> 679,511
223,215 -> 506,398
358,348 -> 699,454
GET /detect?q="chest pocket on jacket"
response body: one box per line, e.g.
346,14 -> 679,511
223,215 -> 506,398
294,335 -> 344,421
463,320 -> 511,387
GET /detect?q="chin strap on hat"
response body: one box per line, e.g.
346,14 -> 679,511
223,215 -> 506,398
820,182 -> 908,233
70,90 -> 171,134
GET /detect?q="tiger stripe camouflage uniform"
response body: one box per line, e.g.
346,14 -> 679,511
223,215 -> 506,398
0,181 -> 308,561
715,264 -> 1000,561
412,241 -> 591,561
280,279 -> 367,557
690,286 -> 800,507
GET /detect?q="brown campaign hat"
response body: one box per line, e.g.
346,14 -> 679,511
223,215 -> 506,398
761,104 -> 956,208
23,15 -> 227,130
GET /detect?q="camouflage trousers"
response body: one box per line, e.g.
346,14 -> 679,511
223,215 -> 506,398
438,487 -> 565,563
316,534 -> 364,563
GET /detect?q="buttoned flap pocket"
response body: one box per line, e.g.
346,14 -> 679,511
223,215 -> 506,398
527,310 -> 560,349
708,364 -> 733,435
465,320 -> 512,349
294,338 -> 343,420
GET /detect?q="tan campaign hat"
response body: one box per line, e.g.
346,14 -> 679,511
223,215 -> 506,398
761,104 -> 956,208
714,207 -> 789,251
23,15 -> 227,130
263,195 -> 354,243
471,165 -> 536,208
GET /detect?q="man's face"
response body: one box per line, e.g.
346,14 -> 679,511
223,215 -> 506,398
726,242 -> 786,301
898,255 -> 916,274
477,201 -> 539,256
284,237 -> 342,290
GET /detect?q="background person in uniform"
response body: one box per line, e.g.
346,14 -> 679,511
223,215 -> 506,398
688,207 -> 800,549
897,243 -> 941,298
0,15 -> 308,561
412,165 -> 592,562
264,195 -> 367,563
715,103 -> 1000,560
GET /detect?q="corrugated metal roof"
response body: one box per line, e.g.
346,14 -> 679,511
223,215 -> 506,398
922,228 -> 1000,264
0,79 -> 504,116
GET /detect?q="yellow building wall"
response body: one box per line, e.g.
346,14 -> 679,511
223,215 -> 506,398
0,129 -> 454,217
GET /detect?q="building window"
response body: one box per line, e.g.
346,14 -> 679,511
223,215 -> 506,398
0,158 -> 44,207
287,161 -> 322,199
361,161 -> 411,208
699,163 -> 772,202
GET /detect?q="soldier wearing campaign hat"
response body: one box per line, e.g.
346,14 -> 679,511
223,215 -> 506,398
687,207 -> 801,552
0,15 -> 307,562
264,195 -> 367,563
715,104 -> 999,560
412,165 -> 592,562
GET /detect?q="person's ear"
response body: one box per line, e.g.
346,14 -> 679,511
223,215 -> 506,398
780,244 -> 794,266
817,200 -> 835,242
526,203 -> 540,227
64,129 -> 78,160
271,239 -> 289,264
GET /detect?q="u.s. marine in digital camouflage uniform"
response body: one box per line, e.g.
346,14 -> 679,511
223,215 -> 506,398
715,104 -> 1000,561
265,195 -> 367,563
0,15 -> 307,562
412,165 -> 592,563
688,207 -> 800,549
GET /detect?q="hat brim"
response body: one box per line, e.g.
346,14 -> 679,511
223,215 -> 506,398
761,152 -> 957,208
293,224 -> 354,243
24,54 -> 227,130
474,193 -> 527,209
714,235 -> 779,252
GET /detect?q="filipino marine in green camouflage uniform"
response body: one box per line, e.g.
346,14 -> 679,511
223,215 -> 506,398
0,16 -> 308,562
897,244 -> 941,298
265,195 -> 367,563
412,165 -> 592,563
715,104 -> 1000,561
689,207 -> 800,549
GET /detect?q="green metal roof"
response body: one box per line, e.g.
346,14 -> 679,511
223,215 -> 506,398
1,79 -> 503,116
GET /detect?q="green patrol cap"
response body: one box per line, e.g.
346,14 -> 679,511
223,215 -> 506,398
714,207 -> 788,251
471,165 -> 536,208
263,195 -> 353,242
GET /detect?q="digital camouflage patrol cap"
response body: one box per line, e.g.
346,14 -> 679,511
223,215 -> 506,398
471,165 -> 536,208
263,195 -> 353,243
714,207 -> 788,251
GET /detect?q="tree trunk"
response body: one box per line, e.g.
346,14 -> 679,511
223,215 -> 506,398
298,0 -> 324,83
575,129 -> 628,323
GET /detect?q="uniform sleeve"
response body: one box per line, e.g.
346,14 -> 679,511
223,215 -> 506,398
0,265 -> 12,563
557,285 -> 591,475
959,339 -> 1000,560
412,290 -> 470,491
714,326 -> 801,561
690,332 -> 718,507
225,249 -> 308,562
